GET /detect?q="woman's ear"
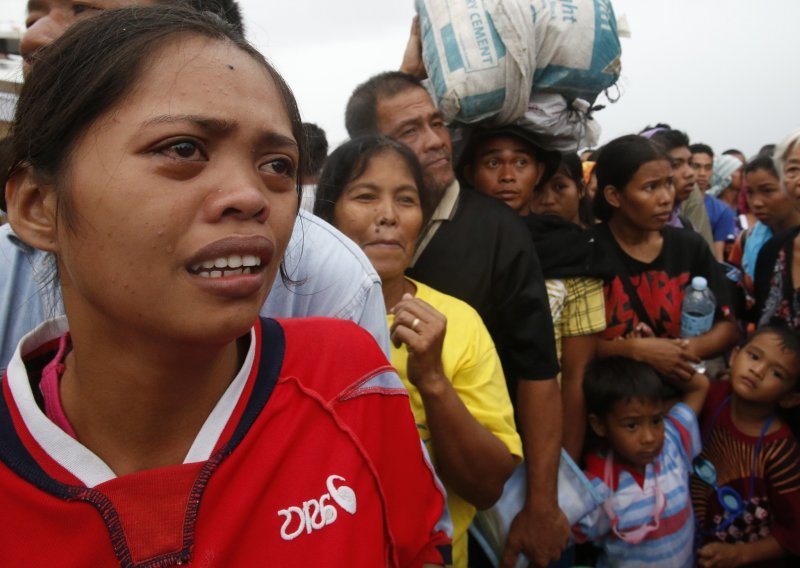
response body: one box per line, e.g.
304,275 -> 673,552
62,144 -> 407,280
5,167 -> 59,253
588,413 -> 607,438
603,184 -> 621,210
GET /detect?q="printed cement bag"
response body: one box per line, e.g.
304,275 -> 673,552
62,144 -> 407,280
416,0 -> 532,125
533,0 -> 622,103
417,0 -> 621,125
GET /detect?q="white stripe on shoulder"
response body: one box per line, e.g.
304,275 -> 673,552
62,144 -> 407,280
7,317 -> 116,487
184,326 -> 257,463
6,318 -> 258,486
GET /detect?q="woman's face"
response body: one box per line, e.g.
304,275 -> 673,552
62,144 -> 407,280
333,151 -> 423,282
606,159 -> 674,231
531,171 -> 583,225
745,169 -> 793,229
50,37 -> 298,344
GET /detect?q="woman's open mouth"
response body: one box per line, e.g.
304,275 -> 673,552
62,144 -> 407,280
189,254 -> 264,278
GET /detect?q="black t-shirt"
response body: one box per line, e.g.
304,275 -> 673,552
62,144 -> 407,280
592,223 -> 732,339
407,187 -> 559,394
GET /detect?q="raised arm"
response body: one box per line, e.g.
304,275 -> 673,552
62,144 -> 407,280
661,369 -> 710,416
391,294 -> 518,509
399,16 -> 427,79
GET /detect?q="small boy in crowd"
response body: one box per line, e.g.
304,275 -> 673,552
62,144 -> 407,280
692,325 -> 800,567
573,357 -> 709,567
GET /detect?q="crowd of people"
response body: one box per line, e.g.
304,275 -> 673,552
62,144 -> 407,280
0,1 -> 798,568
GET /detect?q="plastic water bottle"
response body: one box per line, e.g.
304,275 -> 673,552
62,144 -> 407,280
681,276 -> 715,373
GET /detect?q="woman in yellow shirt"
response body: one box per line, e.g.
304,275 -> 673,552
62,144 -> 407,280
315,134 -> 522,568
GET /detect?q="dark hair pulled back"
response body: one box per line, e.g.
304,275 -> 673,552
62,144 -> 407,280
592,135 -> 667,222
2,5 -> 303,221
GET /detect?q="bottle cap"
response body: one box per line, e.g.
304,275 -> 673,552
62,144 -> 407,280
691,276 -> 708,291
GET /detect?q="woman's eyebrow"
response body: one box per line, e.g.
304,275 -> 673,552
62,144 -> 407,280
141,115 -> 298,150
142,114 -> 235,134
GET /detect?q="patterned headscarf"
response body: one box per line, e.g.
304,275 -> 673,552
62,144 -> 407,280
709,154 -> 742,197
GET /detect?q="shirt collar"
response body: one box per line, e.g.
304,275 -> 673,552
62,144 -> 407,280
429,180 -> 460,222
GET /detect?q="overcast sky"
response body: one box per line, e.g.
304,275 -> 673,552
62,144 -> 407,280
2,0 -> 798,156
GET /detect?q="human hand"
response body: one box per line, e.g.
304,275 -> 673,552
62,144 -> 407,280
500,503 -> 569,568
399,16 -> 427,79
624,322 -> 654,339
633,337 -> 700,381
390,294 -> 446,391
697,542 -> 741,568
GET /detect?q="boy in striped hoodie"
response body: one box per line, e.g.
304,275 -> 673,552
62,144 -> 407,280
573,357 -> 709,567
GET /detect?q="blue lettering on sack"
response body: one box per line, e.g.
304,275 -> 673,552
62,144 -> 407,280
533,0 -> 621,101
460,0 -> 506,71
556,0 -> 579,24
470,12 -> 494,65
596,0 -> 613,32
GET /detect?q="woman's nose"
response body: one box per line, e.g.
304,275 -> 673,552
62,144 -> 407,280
376,198 -> 398,226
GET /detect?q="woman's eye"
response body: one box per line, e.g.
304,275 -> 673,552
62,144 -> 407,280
158,140 -> 205,161
262,157 -> 295,177
73,3 -> 100,17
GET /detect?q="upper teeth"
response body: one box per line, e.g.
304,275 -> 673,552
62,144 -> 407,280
192,254 -> 261,272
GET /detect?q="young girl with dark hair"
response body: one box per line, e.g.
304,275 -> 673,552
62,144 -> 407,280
531,152 -> 594,228
729,155 -> 800,298
0,7 -> 450,566
592,135 -> 739,379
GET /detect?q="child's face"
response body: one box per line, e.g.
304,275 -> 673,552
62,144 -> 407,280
595,397 -> 666,470
730,332 -> 800,406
